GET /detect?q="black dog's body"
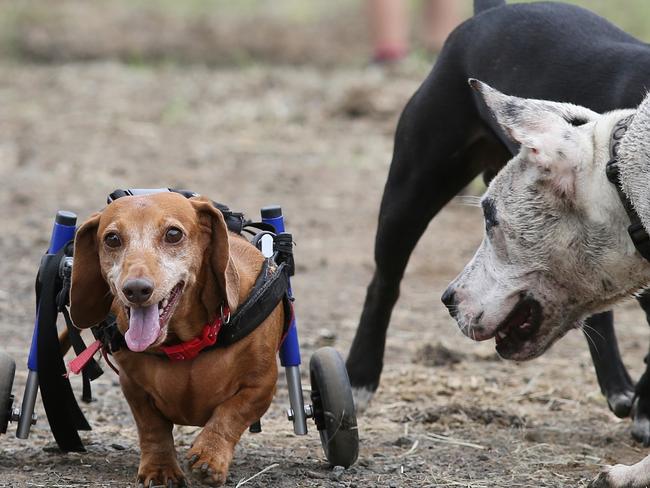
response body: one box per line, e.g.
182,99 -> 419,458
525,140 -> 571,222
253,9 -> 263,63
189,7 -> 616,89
346,0 -> 650,442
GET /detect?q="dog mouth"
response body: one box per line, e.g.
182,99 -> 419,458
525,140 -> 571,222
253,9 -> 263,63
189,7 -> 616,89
124,281 -> 184,352
157,282 -> 184,325
494,296 -> 542,359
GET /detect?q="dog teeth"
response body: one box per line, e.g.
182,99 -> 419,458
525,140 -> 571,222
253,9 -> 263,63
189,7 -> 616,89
520,322 -> 531,330
497,331 -> 507,339
159,308 -> 163,317
162,298 -> 169,309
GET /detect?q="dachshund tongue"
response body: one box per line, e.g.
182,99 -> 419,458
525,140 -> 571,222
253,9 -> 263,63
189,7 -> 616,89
125,304 -> 160,352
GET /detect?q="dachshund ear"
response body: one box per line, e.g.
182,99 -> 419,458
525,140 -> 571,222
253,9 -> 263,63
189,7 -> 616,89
69,212 -> 113,329
191,198 -> 240,314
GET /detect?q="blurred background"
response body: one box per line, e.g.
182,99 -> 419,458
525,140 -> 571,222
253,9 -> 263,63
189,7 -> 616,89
2,1 -> 650,487
0,0 -> 648,67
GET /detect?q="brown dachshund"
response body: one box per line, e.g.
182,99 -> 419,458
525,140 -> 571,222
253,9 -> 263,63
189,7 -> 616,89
69,192 -> 285,486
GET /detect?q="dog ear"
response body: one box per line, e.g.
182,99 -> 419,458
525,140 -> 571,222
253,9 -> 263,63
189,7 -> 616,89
469,79 -> 597,198
618,91 -> 650,233
191,197 -> 241,314
70,212 -> 114,329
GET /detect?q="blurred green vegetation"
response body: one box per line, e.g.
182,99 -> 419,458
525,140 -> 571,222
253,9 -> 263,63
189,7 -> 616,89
109,0 -> 650,41
513,0 -> 650,40
0,0 -> 649,66
126,0 -> 352,22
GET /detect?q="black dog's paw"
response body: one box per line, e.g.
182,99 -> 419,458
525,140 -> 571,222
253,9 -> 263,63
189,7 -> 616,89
607,390 -> 634,419
631,393 -> 650,446
351,386 -> 376,414
632,413 -> 650,446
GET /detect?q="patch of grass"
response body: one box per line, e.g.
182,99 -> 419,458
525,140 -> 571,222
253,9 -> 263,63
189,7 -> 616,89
106,0 -> 353,23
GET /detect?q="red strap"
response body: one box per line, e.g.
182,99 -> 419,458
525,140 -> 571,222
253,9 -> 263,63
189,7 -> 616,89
161,312 -> 225,361
69,310 -> 228,371
67,339 -> 103,376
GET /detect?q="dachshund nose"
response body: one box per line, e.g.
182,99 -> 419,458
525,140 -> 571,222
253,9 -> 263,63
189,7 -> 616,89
441,287 -> 457,317
122,278 -> 154,304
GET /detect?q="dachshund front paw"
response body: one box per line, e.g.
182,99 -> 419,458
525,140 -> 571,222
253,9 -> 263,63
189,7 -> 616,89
185,436 -> 233,486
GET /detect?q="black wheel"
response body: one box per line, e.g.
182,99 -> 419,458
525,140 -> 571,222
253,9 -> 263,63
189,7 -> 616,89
310,347 -> 359,467
0,350 -> 16,435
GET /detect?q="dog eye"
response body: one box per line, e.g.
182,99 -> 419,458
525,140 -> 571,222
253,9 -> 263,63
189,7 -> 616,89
104,232 -> 122,248
164,227 -> 183,244
481,198 -> 499,231
567,116 -> 588,127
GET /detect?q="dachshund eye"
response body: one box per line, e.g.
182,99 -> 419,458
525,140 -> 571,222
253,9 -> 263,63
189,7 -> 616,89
164,227 -> 183,244
104,232 -> 122,248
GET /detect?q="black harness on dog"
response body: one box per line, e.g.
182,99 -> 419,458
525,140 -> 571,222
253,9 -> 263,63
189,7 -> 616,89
606,124 -> 650,405
605,115 -> 650,262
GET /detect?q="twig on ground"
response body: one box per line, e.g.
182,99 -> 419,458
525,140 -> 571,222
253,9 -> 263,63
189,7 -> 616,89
436,480 -> 490,487
398,439 -> 419,458
426,433 -> 485,450
235,463 -> 279,488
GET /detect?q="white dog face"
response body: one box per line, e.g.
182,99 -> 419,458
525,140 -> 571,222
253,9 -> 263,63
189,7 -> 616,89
443,80 -> 650,360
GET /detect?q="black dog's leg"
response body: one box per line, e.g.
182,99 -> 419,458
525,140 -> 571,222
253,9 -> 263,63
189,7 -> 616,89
632,290 -> 650,445
584,311 -> 634,418
346,66 -> 510,407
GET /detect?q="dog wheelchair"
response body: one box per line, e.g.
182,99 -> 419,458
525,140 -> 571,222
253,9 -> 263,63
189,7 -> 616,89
0,188 -> 359,470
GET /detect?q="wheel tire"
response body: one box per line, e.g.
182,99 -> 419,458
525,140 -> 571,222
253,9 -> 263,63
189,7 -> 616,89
310,347 -> 359,468
0,350 -> 16,435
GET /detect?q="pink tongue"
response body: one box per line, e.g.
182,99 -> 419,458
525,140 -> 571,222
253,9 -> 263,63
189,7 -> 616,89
125,304 -> 160,352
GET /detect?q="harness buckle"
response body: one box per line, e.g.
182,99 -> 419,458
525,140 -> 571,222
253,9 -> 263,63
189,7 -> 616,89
220,304 -> 231,325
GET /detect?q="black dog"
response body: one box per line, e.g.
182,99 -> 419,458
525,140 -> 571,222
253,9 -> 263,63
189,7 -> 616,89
346,0 -> 650,443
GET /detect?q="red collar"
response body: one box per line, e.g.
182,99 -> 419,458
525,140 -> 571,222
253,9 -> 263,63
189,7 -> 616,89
161,307 -> 230,361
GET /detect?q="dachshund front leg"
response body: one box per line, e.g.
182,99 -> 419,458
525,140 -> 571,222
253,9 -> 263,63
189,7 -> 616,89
185,383 -> 276,486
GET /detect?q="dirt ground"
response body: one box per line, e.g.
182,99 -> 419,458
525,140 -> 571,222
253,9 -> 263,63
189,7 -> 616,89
1,57 -> 650,488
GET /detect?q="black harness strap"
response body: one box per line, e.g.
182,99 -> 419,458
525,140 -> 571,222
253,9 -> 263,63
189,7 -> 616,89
215,261 -> 292,347
61,308 -> 94,403
92,314 -> 124,354
56,254 -> 103,402
605,114 -> 650,262
35,244 -> 89,452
